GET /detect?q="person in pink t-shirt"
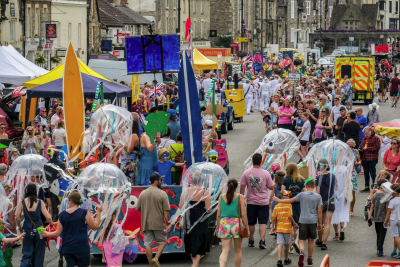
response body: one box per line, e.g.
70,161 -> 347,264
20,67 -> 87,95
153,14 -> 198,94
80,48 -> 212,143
277,99 -> 294,130
240,153 -> 275,249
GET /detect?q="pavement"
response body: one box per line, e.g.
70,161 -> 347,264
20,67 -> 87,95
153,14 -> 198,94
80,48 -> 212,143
11,96 -> 400,267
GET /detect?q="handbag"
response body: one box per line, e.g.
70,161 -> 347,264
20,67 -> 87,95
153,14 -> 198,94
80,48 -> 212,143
237,195 -> 248,238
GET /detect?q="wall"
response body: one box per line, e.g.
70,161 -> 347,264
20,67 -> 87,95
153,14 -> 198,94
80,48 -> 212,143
87,0 -> 102,53
51,0 -> 88,63
209,0 -> 233,47
128,0 -> 158,29
0,0 -> 23,50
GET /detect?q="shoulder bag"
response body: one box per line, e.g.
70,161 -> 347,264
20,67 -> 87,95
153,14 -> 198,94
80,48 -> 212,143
238,195 -> 248,238
22,199 -> 43,230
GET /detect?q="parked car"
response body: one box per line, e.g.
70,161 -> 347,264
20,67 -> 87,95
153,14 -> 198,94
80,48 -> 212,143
331,49 -> 347,56
318,57 -> 335,67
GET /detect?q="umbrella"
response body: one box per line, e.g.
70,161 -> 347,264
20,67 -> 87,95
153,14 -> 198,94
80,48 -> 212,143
372,119 -> 400,138
26,73 -> 131,99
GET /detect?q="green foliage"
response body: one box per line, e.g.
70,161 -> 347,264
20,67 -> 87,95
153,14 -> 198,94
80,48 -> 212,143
215,35 -> 233,48
35,55 -> 46,64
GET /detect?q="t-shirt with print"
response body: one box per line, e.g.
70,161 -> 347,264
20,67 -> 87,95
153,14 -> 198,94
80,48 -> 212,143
294,191 -> 323,224
371,192 -> 388,222
272,203 -> 293,234
388,197 -> 400,221
240,167 -> 275,206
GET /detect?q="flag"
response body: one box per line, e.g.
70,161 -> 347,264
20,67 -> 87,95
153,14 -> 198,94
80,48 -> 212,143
149,83 -> 164,97
185,17 -> 192,41
244,53 -> 252,62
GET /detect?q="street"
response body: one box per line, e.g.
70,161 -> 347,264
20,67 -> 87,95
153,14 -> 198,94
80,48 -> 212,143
11,98 -> 400,267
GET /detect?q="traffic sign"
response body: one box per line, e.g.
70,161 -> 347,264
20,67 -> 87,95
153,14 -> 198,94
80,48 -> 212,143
288,72 -> 301,81
236,37 -> 248,42
349,37 -> 354,41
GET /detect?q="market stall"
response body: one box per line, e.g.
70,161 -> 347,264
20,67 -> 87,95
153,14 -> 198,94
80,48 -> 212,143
193,48 -> 218,71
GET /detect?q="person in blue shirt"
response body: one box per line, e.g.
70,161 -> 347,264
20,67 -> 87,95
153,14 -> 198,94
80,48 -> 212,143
154,148 -> 185,185
167,109 -> 181,141
355,107 -> 367,142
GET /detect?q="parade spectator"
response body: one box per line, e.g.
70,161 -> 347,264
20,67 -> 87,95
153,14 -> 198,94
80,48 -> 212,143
137,131 -> 160,185
121,120 -> 140,185
169,131 -> 184,185
179,171 -> 211,267
319,95 -> 330,110
277,99 -> 294,130
1,183 -> 19,250
132,98 -> 145,115
50,106 -> 63,132
347,139 -> 361,216
367,103 -> 380,126
22,126 -> 38,154
137,172 -> 171,267
383,138 -> 400,183
298,114 -> 311,158
41,191 -> 101,267
158,127 -> 176,149
378,78 -> 388,102
34,107 -> 48,126
240,153 -> 275,249
154,148 -> 185,185
389,73 -> 400,108
306,100 -> 319,142
358,127 -> 380,192
342,111 -> 360,147
217,179 -> 249,267
10,148 -> 19,164
331,98 -> 346,137
52,120 -> 67,161
158,89 -> 167,104
355,107 -> 368,142
384,184 -> 400,257
167,109 -> 181,141
270,95 -> 279,129
343,79 -> 353,110
320,107 -> 333,140
0,123 -> 8,167
16,183 -> 54,267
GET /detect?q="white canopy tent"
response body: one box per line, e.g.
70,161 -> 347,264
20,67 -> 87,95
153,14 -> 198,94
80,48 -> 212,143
0,46 -> 48,85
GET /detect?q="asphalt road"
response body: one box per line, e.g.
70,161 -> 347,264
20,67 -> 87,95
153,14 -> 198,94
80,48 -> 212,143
12,97 -> 400,267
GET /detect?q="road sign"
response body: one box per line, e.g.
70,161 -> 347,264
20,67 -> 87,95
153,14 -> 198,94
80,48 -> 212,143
288,72 -> 301,81
236,37 -> 248,42
349,37 -> 354,41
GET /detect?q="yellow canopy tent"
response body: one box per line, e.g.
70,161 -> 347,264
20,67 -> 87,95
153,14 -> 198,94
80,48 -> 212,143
22,59 -> 110,88
193,48 -> 218,70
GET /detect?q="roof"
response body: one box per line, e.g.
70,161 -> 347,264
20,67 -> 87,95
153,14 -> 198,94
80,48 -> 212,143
97,0 -> 142,27
115,6 -> 151,24
361,4 -> 379,27
330,4 -> 349,28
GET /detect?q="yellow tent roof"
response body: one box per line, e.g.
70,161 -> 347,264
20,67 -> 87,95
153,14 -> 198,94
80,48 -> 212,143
193,48 -> 218,70
22,59 -> 110,88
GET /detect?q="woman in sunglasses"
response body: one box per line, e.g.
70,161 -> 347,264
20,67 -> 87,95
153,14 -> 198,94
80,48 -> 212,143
0,123 -> 8,167
22,126 -> 38,155
383,138 -> 400,183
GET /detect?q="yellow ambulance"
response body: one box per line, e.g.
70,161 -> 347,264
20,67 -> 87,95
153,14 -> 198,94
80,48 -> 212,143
334,56 -> 374,104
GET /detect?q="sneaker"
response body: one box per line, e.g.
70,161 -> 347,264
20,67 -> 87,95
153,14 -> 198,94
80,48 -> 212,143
298,252 -> 305,267
315,239 -> 322,247
251,110 -> 254,113
292,241 -> 300,254
151,258 -> 161,267
340,231 -> 345,241
284,258 -> 292,265
391,250 -> 397,258
392,103 -> 395,108
259,239 -> 267,249
277,260 -> 284,267
377,250 -> 385,257
307,257 -> 314,267
321,244 -> 327,250
248,239 -> 255,247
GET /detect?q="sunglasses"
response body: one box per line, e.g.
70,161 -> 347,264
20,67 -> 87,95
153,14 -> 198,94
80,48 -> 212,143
321,110 -> 326,113
392,142 -> 398,145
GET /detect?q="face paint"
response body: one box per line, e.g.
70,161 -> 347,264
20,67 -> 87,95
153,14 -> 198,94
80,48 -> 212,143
163,151 -> 170,159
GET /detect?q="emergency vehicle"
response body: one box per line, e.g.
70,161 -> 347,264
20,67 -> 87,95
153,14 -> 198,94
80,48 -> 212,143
334,56 -> 374,104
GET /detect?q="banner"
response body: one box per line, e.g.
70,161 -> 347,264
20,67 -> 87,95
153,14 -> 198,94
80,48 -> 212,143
132,75 -> 140,102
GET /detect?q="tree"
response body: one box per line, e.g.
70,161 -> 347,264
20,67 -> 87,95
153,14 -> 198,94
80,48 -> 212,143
215,35 -> 233,48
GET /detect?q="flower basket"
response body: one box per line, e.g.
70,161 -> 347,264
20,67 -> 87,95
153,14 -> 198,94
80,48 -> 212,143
35,55 -> 46,64
51,55 -> 61,64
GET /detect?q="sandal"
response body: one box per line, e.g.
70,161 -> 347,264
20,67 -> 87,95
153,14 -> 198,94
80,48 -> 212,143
333,233 -> 340,241
350,211 -> 354,217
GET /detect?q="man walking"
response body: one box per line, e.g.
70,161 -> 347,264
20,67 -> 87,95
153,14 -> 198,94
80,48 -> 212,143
331,98 -> 346,138
389,73 -> 400,107
137,172 -> 171,267
240,153 -> 275,249
244,80 -> 255,115
259,78 -> 270,112
359,127 -> 381,192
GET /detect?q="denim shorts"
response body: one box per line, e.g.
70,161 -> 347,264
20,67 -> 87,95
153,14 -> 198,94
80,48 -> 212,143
63,250 -> 91,267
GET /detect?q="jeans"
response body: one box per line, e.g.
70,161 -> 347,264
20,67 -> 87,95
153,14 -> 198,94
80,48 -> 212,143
21,231 -> 46,267
362,160 -> 377,188
374,222 -> 387,251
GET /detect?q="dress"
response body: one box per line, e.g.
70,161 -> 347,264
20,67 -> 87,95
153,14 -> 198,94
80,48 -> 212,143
184,201 -> 210,257
137,145 -> 158,185
103,224 -> 124,267
331,166 -> 350,225
120,148 -> 140,185
351,149 -> 358,191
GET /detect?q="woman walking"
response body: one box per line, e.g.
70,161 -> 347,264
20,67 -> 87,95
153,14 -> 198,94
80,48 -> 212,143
217,179 -> 249,267
0,123 -> 8,167
347,139 -> 361,216
16,183 -> 54,267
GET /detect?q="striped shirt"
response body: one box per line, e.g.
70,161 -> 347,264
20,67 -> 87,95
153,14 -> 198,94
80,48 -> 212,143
272,203 -> 293,234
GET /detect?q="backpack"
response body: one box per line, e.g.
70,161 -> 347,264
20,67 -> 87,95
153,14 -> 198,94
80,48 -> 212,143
288,181 -> 302,198
170,146 -> 184,172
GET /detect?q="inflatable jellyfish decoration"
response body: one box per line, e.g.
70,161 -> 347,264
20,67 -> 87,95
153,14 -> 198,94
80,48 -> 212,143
170,162 -> 228,233
68,163 -> 131,243
244,129 -> 300,171
4,154 -> 48,210
86,104 -> 133,161
305,139 -> 355,226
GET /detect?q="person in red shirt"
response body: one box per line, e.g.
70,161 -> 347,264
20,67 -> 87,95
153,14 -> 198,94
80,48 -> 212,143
383,138 -> 400,183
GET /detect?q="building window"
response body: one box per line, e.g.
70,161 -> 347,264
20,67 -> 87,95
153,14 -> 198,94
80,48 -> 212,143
344,21 -> 348,29
68,23 -> 71,43
318,1 -> 321,14
329,6 -> 332,17
78,23 -> 81,48
27,7 -> 31,37
201,21 -> 203,38
193,21 -> 196,38
390,1 -> 392,12
397,1 -> 399,12
91,25 -> 94,48
306,1 -> 311,15
35,8 -> 38,36
201,0 -> 203,13
10,20 -> 15,40
268,3 -> 273,18
291,0 -> 294,18
166,17 -> 169,33
166,0 -> 168,9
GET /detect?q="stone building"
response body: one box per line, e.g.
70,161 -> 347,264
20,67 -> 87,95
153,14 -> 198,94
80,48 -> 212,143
0,0 -> 24,52
127,0 -> 158,30
87,0 -> 102,56
231,0 -> 255,52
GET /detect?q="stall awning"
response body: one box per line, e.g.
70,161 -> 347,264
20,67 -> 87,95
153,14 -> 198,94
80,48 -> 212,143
193,48 -> 218,70
22,59 -> 110,88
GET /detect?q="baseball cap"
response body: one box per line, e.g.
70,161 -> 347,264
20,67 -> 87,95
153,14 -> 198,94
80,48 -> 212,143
271,163 -> 281,171
32,118 -> 40,123
149,172 -> 164,183
167,109 -> 177,120
205,120 -> 213,127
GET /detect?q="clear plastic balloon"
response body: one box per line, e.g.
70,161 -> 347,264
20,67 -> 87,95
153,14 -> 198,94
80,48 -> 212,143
170,162 -> 228,233
4,154 -> 48,211
305,139 -> 355,226
85,104 -> 133,163
244,129 -> 300,171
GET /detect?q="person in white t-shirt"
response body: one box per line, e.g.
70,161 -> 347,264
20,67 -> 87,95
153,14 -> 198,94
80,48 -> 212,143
270,95 -> 279,129
298,114 -> 311,159
330,97 -> 346,137
51,106 -> 63,132
259,78 -> 270,112
244,80 -> 255,114
52,120 -> 67,148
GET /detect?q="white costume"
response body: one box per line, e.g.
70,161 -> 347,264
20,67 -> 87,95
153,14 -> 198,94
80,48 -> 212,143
244,83 -> 254,114
331,166 -> 351,226
259,80 -> 270,112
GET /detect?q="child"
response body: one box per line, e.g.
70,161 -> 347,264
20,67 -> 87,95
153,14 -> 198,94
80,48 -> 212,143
10,148 -> 19,164
385,184 -> 400,259
273,178 -> 323,267
272,190 -> 297,267
368,170 -> 392,201
103,210 -> 136,267
261,111 -> 271,133
154,148 -> 185,185
43,131 -> 52,160
0,218 -> 25,266
369,178 -> 389,257
36,134 -> 44,155
269,170 -> 286,234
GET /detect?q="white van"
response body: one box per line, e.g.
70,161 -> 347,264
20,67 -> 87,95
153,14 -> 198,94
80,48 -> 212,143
88,60 -> 178,86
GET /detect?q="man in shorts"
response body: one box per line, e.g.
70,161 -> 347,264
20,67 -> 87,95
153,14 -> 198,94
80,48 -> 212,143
240,153 -> 275,249
389,73 -> 400,107
273,178 -> 323,267
137,172 -> 171,267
